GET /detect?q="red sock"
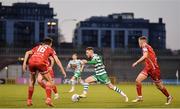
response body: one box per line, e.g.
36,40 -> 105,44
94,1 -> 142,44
52,85 -> 58,94
39,81 -> 46,89
160,87 -> 170,97
45,85 -> 52,99
136,83 -> 142,96
28,86 -> 34,100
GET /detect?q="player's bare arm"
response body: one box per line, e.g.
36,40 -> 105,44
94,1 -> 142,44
132,51 -> 148,67
22,50 -> 33,73
80,61 -> 85,72
49,56 -> 54,68
82,59 -> 88,64
53,55 -> 67,78
66,62 -> 71,69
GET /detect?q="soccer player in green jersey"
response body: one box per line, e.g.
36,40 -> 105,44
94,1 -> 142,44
66,53 -> 85,92
80,47 -> 128,102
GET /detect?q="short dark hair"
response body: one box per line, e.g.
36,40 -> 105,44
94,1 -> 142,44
139,36 -> 147,40
43,37 -> 53,45
86,47 -> 94,51
72,53 -> 77,56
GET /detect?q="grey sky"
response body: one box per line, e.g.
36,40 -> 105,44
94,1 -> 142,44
1,0 -> 180,50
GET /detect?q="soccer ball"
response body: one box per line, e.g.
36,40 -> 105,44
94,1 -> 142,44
71,94 -> 80,102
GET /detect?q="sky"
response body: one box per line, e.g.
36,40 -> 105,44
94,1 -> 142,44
1,0 -> 180,50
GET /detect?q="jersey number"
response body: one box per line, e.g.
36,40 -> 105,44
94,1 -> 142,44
37,46 -> 47,53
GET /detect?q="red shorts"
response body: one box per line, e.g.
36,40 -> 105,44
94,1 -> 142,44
29,60 -> 48,75
141,67 -> 161,83
48,68 -> 55,78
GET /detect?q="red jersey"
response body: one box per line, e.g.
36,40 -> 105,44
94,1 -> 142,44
142,44 -> 159,69
29,45 -> 56,66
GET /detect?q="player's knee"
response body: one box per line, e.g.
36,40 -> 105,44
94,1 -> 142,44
135,79 -> 141,84
29,82 -> 34,87
155,83 -> 163,90
84,79 -> 88,83
46,81 -> 52,86
37,79 -> 42,84
156,84 -> 161,90
29,80 -> 35,86
29,84 -> 33,87
80,80 -> 84,85
107,83 -> 114,89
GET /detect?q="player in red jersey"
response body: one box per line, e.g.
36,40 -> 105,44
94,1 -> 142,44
131,36 -> 173,105
23,37 -> 66,106
37,56 -> 59,100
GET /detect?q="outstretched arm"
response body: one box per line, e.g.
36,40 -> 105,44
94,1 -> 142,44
65,61 -> 71,72
66,61 -> 71,69
22,50 -> 33,73
82,59 -> 97,65
80,61 -> 85,72
53,55 -> 67,78
87,60 -> 97,64
132,52 -> 148,67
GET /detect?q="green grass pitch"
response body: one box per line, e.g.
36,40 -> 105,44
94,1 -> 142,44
0,84 -> 179,108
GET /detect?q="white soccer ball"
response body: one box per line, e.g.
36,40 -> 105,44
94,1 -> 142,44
71,94 -> 80,102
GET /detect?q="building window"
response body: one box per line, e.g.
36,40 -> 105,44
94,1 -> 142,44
14,21 -> 35,47
82,30 -> 98,47
114,30 -> 125,48
39,22 -> 44,42
0,21 -> 6,47
101,30 -> 111,47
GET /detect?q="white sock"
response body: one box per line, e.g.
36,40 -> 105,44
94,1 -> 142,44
71,80 -> 75,90
113,86 -> 127,97
83,90 -> 87,95
82,82 -> 89,94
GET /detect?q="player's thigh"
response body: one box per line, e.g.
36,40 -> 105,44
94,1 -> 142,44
73,72 -> 81,79
136,72 -> 148,83
150,68 -> 161,83
70,76 -> 76,81
150,69 -> 163,89
37,73 -> 43,83
85,76 -> 97,83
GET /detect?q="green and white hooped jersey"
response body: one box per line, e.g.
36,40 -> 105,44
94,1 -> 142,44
89,54 -> 106,75
68,59 -> 82,72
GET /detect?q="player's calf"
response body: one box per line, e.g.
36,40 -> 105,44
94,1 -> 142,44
155,82 -> 173,105
133,73 -> 147,102
132,81 -> 143,103
79,82 -> 89,98
107,83 -> 128,102
52,85 -> 59,100
69,79 -> 76,93
155,82 -> 170,97
27,74 -> 35,106
42,72 -> 54,105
